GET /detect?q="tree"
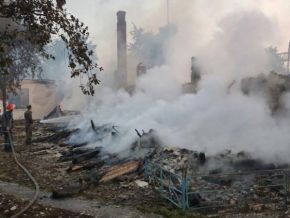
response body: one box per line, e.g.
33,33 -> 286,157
41,38 -> 97,80
129,23 -> 176,69
0,0 -> 101,111
265,46 -> 286,74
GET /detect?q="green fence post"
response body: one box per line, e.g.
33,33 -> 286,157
181,166 -> 188,211
181,177 -> 188,211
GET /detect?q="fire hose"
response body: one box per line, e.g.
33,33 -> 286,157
4,131 -> 40,218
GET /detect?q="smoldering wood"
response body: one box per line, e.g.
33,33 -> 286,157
23,117 -> 290,211
72,142 -> 89,149
61,147 -> 94,157
72,147 -> 95,155
43,105 -> 64,120
112,126 -> 119,133
72,148 -> 102,164
43,125 -> 66,133
59,147 -> 101,163
91,122 -> 109,134
91,120 -> 96,131
135,129 -> 142,138
33,129 -> 79,143
59,142 -> 88,149
91,123 -> 119,136
66,158 -> 105,173
198,152 -> 206,165
83,159 -> 105,170
101,154 -> 123,166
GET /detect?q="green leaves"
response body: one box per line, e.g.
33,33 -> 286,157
0,0 -> 100,95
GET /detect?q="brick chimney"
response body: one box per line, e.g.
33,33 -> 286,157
116,11 -> 127,89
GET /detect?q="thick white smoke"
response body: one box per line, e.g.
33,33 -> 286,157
197,10 -> 279,80
57,1 -> 290,163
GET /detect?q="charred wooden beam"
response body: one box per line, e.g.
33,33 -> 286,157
59,148 -> 101,163
135,129 -> 142,138
72,142 -> 89,149
33,129 -> 79,143
91,123 -> 117,134
72,148 -> 101,164
60,147 -> 92,158
91,120 -> 96,131
59,142 -> 88,148
66,159 -> 105,173
99,160 -> 140,183
83,159 -> 105,170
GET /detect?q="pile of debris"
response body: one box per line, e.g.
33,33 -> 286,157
31,121 -> 290,214
147,148 -> 289,213
43,105 -> 80,120
188,150 -> 288,210
30,122 -> 156,199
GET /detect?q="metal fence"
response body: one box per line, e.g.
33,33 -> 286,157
144,161 -> 187,209
144,161 -> 290,214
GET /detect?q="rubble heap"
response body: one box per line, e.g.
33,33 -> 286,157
31,122 -> 290,215
148,148 -> 289,213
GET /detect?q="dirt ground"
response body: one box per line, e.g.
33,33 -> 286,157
1,121 -> 287,218
0,121 -> 178,218
0,192 -> 93,218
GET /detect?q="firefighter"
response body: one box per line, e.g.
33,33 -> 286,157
24,105 -> 33,145
1,103 -> 14,152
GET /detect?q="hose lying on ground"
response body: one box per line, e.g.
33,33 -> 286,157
6,131 -> 40,218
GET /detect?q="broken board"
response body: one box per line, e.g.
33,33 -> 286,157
99,161 -> 140,183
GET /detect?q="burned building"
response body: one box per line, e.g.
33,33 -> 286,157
115,11 -> 128,89
8,79 -> 59,119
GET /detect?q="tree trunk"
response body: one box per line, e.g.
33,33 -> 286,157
2,88 -> 6,113
2,75 -> 7,113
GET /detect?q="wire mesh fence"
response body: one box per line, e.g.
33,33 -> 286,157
144,160 -> 290,215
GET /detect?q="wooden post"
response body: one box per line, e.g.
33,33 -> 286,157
287,42 -> 290,74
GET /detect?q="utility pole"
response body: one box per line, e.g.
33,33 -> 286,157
166,0 -> 170,25
287,42 -> 290,74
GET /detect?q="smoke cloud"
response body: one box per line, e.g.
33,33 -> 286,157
49,1 -> 290,163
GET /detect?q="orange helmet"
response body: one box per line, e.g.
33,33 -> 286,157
6,103 -> 14,111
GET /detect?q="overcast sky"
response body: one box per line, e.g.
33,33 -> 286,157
65,0 -> 290,70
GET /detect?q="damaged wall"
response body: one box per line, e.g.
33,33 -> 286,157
11,80 -> 58,120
